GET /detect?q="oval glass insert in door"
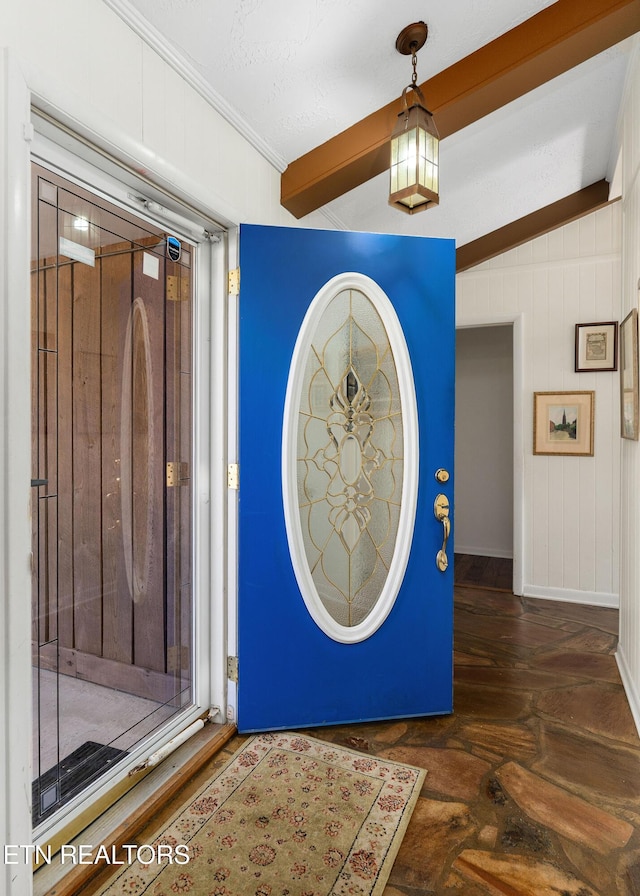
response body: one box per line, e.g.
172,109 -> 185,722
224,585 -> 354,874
282,273 -> 419,643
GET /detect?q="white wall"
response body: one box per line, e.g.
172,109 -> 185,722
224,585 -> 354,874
617,39 -> 640,735
455,325 -> 514,559
457,202 -> 622,608
3,0 -> 297,230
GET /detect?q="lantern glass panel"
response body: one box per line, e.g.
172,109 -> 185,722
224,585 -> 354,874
390,127 -> 420,193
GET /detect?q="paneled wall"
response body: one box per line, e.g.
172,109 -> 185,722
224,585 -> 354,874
3,0 -> 297,230
457,202 -> 622,607
617,40 -> 640,733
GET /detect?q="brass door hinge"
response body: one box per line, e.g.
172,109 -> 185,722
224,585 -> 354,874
167,461 -> 189,487
227,656 -> 238,683
166,275 -> 190,302
227,463 -> 239,490
228,268 -> 240,296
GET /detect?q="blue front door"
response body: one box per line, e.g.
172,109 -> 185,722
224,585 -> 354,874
237,224 -> 455,732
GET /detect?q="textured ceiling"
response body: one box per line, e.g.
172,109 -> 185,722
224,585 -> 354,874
124,0 -> 633,247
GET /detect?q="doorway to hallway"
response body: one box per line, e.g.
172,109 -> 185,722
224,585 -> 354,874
454,324 -> 515,591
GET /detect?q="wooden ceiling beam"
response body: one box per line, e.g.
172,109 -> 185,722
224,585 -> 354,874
281,0 -> 640,218
456,180 -> 614,271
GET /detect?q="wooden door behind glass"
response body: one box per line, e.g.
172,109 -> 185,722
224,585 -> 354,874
31,164 -> 193,826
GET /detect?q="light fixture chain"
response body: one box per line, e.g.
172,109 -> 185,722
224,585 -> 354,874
411,44 -> 418,85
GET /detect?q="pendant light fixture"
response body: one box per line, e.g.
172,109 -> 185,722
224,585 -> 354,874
389,22 -> 440,214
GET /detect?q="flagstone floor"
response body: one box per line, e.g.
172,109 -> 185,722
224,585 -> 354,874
295,586 -> 638,896
95,583 -> 639,896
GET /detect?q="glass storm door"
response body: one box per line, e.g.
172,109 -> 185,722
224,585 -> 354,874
31,164 -> 193,827
237,224 -> 455,731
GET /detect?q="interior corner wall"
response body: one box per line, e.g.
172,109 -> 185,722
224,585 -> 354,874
616,39 -> 640,735
457,201 -> 621,609
2,0 -> 297,230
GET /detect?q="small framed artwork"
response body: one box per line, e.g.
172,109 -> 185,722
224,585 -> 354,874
533,391 -> 595,456
575,321 -> 618,372
620,308 -> 639,440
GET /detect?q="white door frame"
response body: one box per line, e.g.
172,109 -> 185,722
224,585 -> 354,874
0,48 -> 33,896
456,311 -> 525,596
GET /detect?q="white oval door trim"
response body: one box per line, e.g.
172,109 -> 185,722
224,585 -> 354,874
282,272 -> 419,643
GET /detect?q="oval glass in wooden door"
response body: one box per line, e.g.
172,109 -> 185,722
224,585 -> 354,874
121,296 -> 156,605
282,273 -> 418,643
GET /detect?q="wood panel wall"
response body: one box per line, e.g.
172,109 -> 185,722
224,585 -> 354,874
457,202 -> 621,607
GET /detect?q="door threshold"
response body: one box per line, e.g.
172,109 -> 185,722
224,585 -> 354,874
33,721 -> 236,896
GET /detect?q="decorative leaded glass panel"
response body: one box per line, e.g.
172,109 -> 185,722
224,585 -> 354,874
283,274 -> 418,642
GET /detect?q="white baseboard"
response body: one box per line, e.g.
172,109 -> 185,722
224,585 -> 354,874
616,646 -> 640,739
522,584 -> 619,609
454,545 -> 513,559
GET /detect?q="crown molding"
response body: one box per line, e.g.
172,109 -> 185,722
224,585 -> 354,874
102,0 -> 288,174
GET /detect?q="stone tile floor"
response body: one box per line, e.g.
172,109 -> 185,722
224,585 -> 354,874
94,585 -> 639,896
301,587 -> 639,896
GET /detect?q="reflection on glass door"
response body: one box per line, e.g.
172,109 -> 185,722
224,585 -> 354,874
31,164 -> 193,827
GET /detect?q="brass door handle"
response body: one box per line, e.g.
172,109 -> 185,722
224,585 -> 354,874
434,493 -> 450,572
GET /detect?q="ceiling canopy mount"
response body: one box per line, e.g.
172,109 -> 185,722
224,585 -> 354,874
395,22 -> 428,56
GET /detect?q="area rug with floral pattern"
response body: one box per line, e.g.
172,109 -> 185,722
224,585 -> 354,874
97,731 -> 426,896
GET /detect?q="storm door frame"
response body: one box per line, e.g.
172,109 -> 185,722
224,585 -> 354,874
27,122 -> 229,846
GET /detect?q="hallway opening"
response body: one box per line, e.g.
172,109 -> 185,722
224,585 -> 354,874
454,324 -> 515,591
